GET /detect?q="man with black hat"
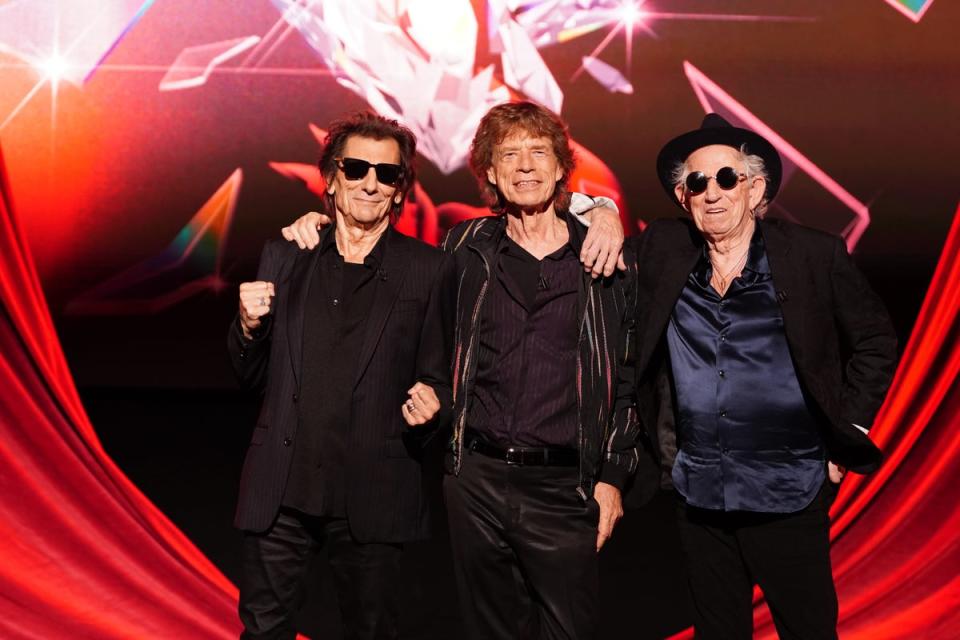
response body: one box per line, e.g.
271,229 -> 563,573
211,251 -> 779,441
627,114 -> 898,639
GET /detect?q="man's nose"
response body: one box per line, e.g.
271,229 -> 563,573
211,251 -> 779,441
704,177 -> 722,201
361,167 -> 379,192
517,150 -> 534,171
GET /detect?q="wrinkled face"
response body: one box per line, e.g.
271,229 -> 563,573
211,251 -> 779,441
675,144 -> 766,239
328,135 -> 403,226
486,132 -> 564,211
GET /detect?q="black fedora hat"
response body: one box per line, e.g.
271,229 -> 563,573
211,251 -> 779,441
655,113 -> 782,207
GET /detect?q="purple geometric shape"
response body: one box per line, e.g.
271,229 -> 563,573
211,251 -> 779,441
684,61 -> 871,251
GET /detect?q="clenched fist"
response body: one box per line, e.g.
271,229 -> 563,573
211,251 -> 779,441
239,281 -> 275,339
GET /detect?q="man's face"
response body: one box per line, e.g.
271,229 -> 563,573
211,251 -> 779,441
328,135 -> 403,226
674,144 -> 766,239
486,132 -> 564,211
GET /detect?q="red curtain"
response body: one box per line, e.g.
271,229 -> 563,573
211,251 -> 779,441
0,147 -> 240,637
670,202 -> 960,639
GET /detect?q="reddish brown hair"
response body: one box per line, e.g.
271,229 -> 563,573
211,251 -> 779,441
318,111 -> 417,219
468,101 -> 576,213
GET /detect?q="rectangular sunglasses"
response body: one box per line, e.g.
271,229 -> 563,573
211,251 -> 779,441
336,157 -> 403,186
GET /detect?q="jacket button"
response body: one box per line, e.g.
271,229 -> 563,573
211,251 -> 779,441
283,437 -> 292,446
292,393 -> 299,403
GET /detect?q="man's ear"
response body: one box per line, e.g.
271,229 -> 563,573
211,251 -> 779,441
487,166 -> 497,186
748,176 -> 766,210
674,184 -> 689,212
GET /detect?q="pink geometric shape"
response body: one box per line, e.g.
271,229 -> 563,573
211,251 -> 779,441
684,61 -> 871,251
159,36 -> 260,91
883,0 -> 935,23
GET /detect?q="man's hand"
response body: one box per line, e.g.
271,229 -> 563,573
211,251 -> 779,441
239,281 -> 275,339
401,382 -> 441,426
580,206 -> 626,278
593,481 -> 624,551
828,461 -> 846,484
281,211 -> 332,249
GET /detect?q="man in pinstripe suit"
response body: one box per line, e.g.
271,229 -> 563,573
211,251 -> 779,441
228,111 -> 452,640
438,102 -> 642,640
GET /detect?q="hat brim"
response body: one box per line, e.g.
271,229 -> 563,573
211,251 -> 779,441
655,125 -> 782,207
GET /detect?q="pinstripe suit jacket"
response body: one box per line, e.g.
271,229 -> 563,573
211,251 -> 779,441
227,226 -> 453,540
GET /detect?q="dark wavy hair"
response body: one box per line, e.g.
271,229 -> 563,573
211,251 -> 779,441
318,111 -> 417,220
468,101 -> 576,213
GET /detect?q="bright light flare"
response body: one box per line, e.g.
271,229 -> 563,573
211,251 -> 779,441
619,1 -> 648,30
35,53 -> 70,83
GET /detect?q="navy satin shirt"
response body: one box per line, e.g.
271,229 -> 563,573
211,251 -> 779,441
667,225 -> 826,513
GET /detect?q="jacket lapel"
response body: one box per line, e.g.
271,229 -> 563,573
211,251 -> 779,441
286,229 -> 330,389
354,227 -> 410,386
640,226 -> 700,370
760,220 -> 807,363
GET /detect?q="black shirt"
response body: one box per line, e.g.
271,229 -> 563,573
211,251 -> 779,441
467,233 -> 580,448
282,230 -> 383,516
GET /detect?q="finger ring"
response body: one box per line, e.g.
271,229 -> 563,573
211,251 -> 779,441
406,400 -> 416,412
259,297 -> 266,307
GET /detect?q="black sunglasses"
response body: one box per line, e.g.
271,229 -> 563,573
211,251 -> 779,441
336,157 -> 403,186
685,166 -> 746,194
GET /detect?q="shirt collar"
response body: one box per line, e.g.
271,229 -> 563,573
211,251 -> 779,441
692,220 -> 770,285
495,211 -> 578,260
320,224 -> 390,269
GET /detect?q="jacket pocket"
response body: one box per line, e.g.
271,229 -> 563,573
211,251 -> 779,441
395,298 -> 422,314
250,425 -> 269,445
384,436 -> 412,459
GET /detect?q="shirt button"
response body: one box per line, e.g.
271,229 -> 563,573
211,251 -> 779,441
719,410 -> 727,417
283,437 -> 292,446
720,334 -> 727,342
721,447 -> 730,454
718,370 -> 725,378
292,393 -> 299,403
332,298 -> 340,306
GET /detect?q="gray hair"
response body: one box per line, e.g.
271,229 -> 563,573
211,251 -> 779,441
671,144 -> 770,218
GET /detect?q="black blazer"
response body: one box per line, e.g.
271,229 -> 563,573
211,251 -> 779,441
630,217 -> 897,478
227,226 -> 452,541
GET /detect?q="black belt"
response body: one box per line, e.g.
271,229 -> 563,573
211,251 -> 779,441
465,432 -> 578,467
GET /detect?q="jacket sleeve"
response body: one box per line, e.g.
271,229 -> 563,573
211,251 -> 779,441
412,253 -> 457,437
226,241 -> 281,393
598,246 -> 643,490
830,236 -> 898,429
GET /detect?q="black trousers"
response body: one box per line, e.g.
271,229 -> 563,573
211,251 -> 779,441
238,508 -> 402,640
443,450 -> 599,640
676,481 -> 840,640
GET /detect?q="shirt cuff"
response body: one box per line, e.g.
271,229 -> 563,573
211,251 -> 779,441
568,192 -> 619,226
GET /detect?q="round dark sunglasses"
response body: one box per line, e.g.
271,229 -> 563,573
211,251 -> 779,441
336,157 -> 403,186
685,166 -> 746,194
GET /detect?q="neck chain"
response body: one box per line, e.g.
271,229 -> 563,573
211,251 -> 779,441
709,246 -> 750,295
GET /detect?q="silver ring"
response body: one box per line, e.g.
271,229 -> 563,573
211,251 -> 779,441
259,296 -> 266,307
406,400 -> 416,412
